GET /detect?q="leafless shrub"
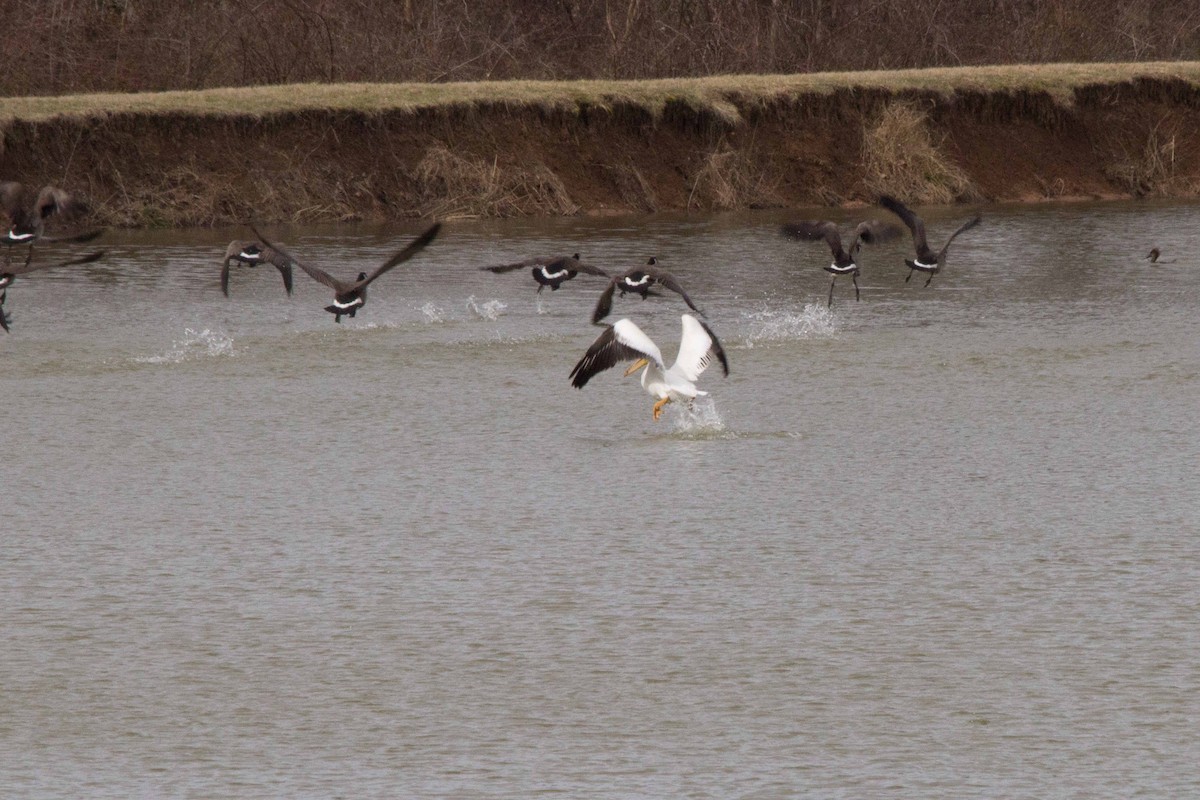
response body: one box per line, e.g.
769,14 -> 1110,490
860,101 -> 976,204
4,0 -> 1200,94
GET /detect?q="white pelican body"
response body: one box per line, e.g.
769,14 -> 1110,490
570,314 -> 729,420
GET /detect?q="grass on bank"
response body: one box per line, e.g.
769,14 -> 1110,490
5,62 -> 1200,125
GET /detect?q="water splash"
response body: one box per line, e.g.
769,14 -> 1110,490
134,328 -> 235,365
740,303 -> 837,347
668,397 -> 729,437
467,296 -> 507,321
419,302 -> 446,323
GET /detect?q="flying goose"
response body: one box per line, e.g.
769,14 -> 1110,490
0,250 -> 106,332
782,219 -> 901,306
251,223 -> 441,322
879,195 -> 981,287
1,182 -> 102,269
479,253 -> 609,292
569,314 -> 729,421
221,240 -> 295,297
591,258 -> 702,324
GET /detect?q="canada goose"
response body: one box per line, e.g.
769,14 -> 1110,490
1,182 -> 102,269
782,219 -> 901,306
1145,248 -> 1176,264
251,223 -> 441,322
591,258 -> 702,324
479,253 -> 609,292
569,314 -> 729,421
221,240 -> 294,297
879,196 -> 981,287
0,250 -> 106,332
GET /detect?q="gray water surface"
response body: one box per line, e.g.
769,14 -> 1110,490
3,202 -> 1199,798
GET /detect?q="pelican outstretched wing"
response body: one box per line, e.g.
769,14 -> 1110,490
672,314 -> 729,382
570,318 -> 665,388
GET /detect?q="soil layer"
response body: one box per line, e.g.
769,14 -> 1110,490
3,76 -> 1200,227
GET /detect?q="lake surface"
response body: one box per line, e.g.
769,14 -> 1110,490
3,201 -> 1199,798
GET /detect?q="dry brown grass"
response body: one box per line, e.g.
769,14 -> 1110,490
414,145 -> 578,219
6,62 -> 1200,126
860,101 -> 977,205
1105,119 -> 1200,196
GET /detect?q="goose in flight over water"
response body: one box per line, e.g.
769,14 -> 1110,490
1,182 -> 102,269
569,314 -> 729,421
479,253 -> 609,292
879,195 -> 981,287
251,223 -> 441,322
591,258 -> 702,324
782,219 -> 901,306
221,240 -> 295,297
0,250 -> 106,332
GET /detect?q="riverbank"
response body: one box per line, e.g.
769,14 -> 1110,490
3,62 -> 1200,227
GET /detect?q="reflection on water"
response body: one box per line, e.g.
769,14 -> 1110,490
3,201 -> 1200,798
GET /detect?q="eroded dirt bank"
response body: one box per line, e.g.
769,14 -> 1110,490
3,78 -> 1200,227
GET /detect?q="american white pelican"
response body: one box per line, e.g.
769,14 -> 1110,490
591,257 -> 702,324
782,219 -> 901,306
570,314 -> 729,420
479,253 -> 609,293
221,240 -> 295,297
878,195 -> 981,287
251,223 -> 441,322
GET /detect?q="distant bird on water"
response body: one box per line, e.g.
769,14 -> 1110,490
591,257 -> 702,324
782,219 -> 901,306
479,253 -> 609,293
251,223 -> 441,322
570,314 -> 729,421
1,182 -> 102,269
0,250 -> 106,332
1145,248 -> 1176,264
221,240 -> 295,297
879,195 -> 981,287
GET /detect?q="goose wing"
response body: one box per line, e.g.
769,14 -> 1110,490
782,220 -> 844,257
349,222 -> 441,291
569,318 -> 665,388
851,219 -> 903,246
482,254 -> 610,277
0,182 -> 26,219
251,224 -> 347,292
33,186 -> 84,220
644,267 -> 702,315
671,314 -> 729,382
3,250 -> 105,276
39,229 -> 104,245
262,247 -> 295,295
590,278 -> 619,324
879,196 -> 927,252
936,215 -> 982,260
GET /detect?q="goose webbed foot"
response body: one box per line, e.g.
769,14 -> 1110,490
827,277 -> 836,308
924,275 -> 934,287
905,270 -> 914,283
852,273 -> 861,302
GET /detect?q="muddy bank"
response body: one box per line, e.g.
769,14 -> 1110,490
3,77 -> 1200,227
